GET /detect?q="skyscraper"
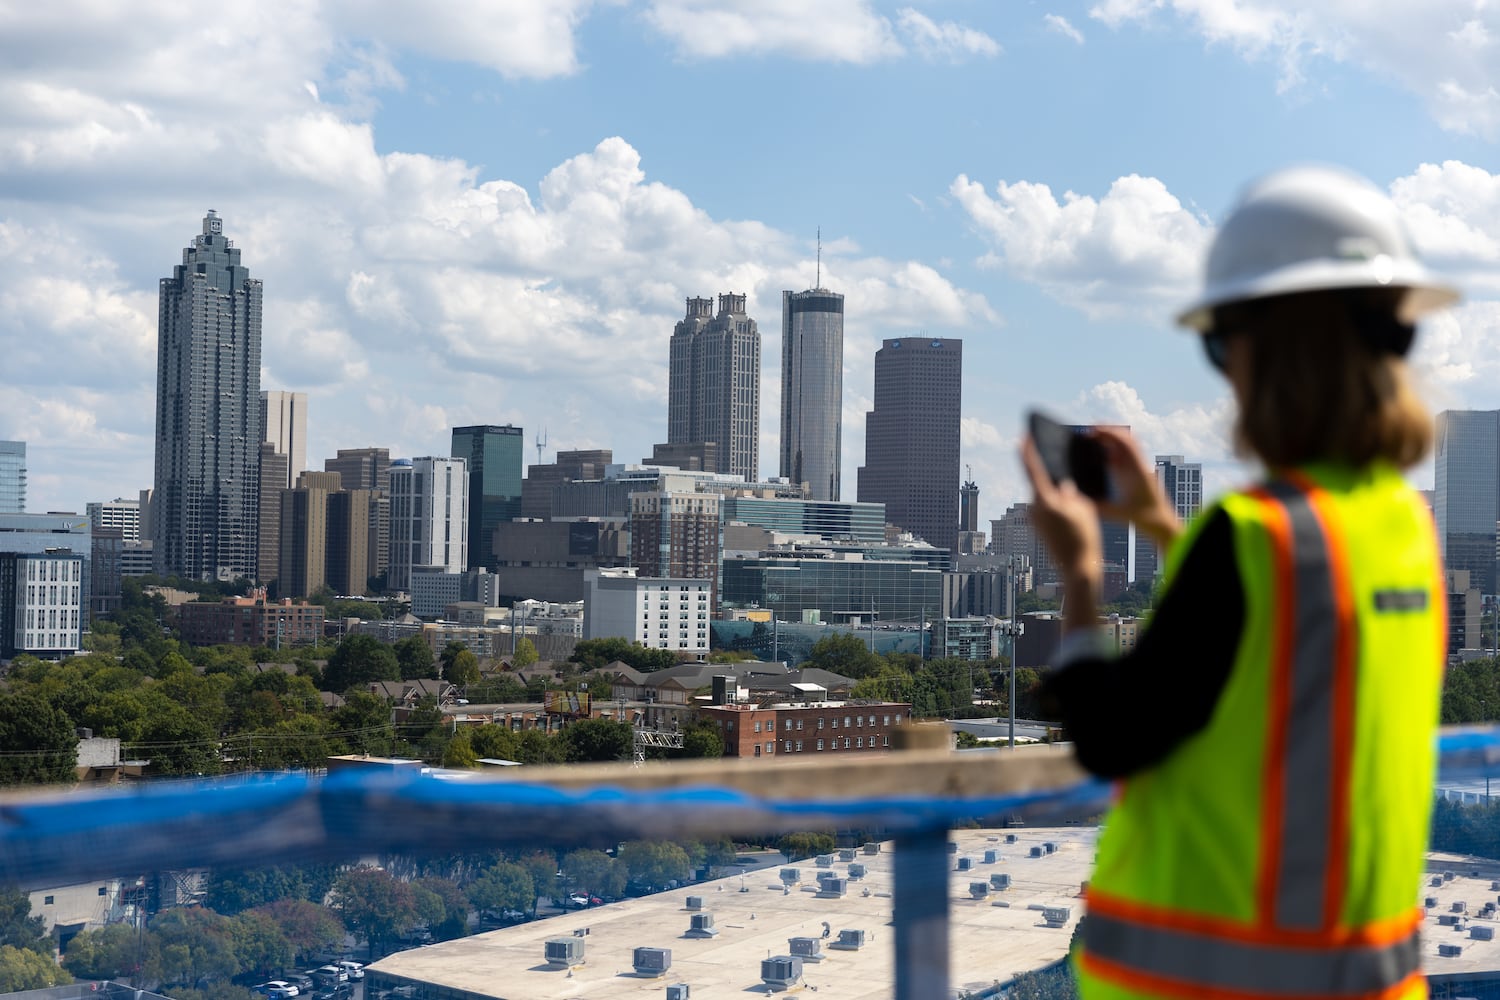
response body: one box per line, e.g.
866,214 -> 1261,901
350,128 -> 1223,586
261,390 -> 308,489
387,456 -> 468,591
667,293 -> 760,482
629,490 -> 722,611
326,447 -> 392,578
0,442 -> 24,513
780,287 -> 844,500
451,425 -> 523,570
153,210 -> 262,581
856,337 -> 963,554
1436,410 -> 1500,594
1134,455 -> 1204,582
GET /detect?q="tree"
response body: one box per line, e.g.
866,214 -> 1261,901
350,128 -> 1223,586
444,649 -> 480,687
511,637 -> 539,669
329,691 -> 396,756
204,867 -> 313,915
468,724 -> 518,762
0,887 -> 49,955
394,636 -> 437,681
672,721 -> 724,759
560,849 -> 620,900
0,692 -> 78,785
511,730 -> 563,765
412,878 -> 469,941
228,911 -> 292,980
466,863 -> 534,916
775,832 -> 836,861
805,633 -> 884,680
152,907 -> 241,987
569,638 -> 677,672
618,841 -> 690,891
438,641 -> 468,678
442,730 -> 478,769
64,923 -> 158,983
322,635 -> 401,693
0,945 -> 70,992
556,718 -> 632,763
329,867 -> 419,957
251,900 -> 343,964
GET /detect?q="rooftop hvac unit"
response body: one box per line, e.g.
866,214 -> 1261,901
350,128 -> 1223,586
863,842 -> 880,855
1043,842 -> 1057,854
685,896 -> 703,910
1432,877 -> 1444,887
633,947 -> 672,976
983,850 -> 999,864
685,913 -> 719,938
761,956 -> 803,990
947,842 -> 959,854
991,873 -> 1011,890
956,857 -> 973,871
969,882 -> 990,899
1439,944 -> 1463,958
1425,897 -> 1439,908
1438,914 -> 1461,927
847,864 -> 866,879
666,985 -> 689,1000
780,868 -> 801,885
1472,926 -> 1496,941
817,878 -> 847,898
831,929 -> 867,951
1005,834 -> 1018,844
1043,906 -> 1071,928
788,937 -> 824,961
544,938 -> 585,966
838,849 -> 856,862
1030,847 -> 1044,858
1454,901 -> 1469,913
816,870 -> 836,884
1445,871 -> 1457,881
815,854 -> 834,868
1492,880 -> 1500,891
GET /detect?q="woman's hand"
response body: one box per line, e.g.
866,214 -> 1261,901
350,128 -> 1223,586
1020,435 -> 1104,629
1091,426 -> 1182,550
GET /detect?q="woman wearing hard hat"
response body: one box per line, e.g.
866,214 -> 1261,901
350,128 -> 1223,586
1023,165 -> 1458,1000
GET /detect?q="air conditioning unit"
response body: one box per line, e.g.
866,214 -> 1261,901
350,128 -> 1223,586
1043,906 -> 1071,928
815,854 -> 834,868
838,849 -> 856,862
666,984 -> 690,1000
956,857 -> 973,871
863,842 -> 880,855
969,882 -> 990,899
685,913 -> 719,938
544,938 -> 585,966
831,929 -> 866,951
1471,926 -> 1495,942
761,956 -> 803,990
633,947 -> 672,976
1030,847 -> 1044,858
1439,914 -> 1461,927
1425,896 -> 1439,908
847,864 -> 866,879
817,878 -> 847,898
685,896 -> 703,911
780,868 -> 801,885
946,842 -> 958,854
788,937 -> 824,961
990,873 -> 1011,891
983,850 -> 999,864
1438,943 -> 1463,958
1043,842 -> 1057,854
1004,834 -> 1017,844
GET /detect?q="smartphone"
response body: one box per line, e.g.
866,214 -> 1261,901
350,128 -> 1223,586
1027,410 -> 1111,500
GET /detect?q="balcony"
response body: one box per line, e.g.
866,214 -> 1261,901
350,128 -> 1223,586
3,727 -> 1498,999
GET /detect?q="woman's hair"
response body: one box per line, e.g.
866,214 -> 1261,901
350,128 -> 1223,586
1216,288 -> 1432,469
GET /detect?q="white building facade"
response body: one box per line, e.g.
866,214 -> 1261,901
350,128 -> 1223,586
261,390 -> 309,490
87,499 -> 143,544
388,457 -> 469,591
1,551 -> 85,659
583,567 -> 711,654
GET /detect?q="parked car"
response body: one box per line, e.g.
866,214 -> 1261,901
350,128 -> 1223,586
314,984 -> 353,1000
312,966 -> 348,986
336,962 -> 365,981
255,981 -> 299,999
568,894 -> 590,908
286,975 -> 315,993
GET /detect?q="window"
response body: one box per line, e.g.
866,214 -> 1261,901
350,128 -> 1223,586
43,896 -> 53,905
818,718 -> 824,729
784,741 -> 792,753
895,716 -> 903,725
856,737 -> 863,748
796,720 -> 804,731
98,887 -> 108,896
754,721 -> 761,733
795,740 -> 803,751
845,716 -> 852,727
785,720 -> 792,731
831,718 -> 838,729
754,744 -> 761,757
764,742 -> 773,754
869,715 -> 877,725
816,739 -> 824,751
856,716 -> 862,728
884,715 -> 891,726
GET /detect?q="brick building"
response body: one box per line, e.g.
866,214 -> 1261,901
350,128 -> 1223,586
698,699 -> 913,760
177,591 -> 325,646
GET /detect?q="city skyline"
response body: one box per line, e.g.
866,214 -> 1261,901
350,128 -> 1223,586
5,5 -> 1500,525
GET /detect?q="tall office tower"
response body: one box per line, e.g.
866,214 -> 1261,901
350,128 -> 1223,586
387,456 -> 468,591
451,425 -> 523,570
0,442 -> 24,513
278,472 -> 338,599
86,499 -> 142,544
645,441 -> 718,473
957,478 -> 985,555
1436,410 -> 1500,594
258,443 -> 289,586
137,488 -> 154,543
153,210 -> 262,581
667,293 -> 761,481
1133,455 -> 1204,582
325,447 -> 392,578
856,337 -> 963,554
780,287 -> 844,500
629,491 -> 722,610
991,502 -> 1052,586
260,391 -> 308,489
521,448 -> 613,519
326,486 -> 372,596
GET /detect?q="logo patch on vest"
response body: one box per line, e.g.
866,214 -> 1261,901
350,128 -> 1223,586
1373,589 -> 1428,612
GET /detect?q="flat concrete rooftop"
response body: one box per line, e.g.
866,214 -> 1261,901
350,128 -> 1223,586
366,826 -> 1095,1000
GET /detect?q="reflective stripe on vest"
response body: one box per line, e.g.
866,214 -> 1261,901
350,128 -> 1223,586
1084,910 -> 1421,996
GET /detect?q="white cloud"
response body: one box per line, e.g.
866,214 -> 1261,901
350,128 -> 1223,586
950,172 -> 1211,318
1390,160 -> 1500,291
640,0 -> 903,63
896,9 -> 1002,61
1044,13 -> 1086,45
1087,1 -> 1500,136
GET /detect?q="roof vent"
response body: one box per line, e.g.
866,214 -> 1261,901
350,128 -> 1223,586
1043,906 -> 1071,928
1472,925 -> 1495,942
969,882 -> 990,899
838,849 -> 856,862
761,956 -> 803,990
863,842 -> 880,855
830,929 -> 866,951
666,985 -> 689,1000
847,863 -> 866,879
1439,943 -> 1463,958
990,873 -> 1011,891
633,947 -> 671,977
815,854 -> 834,868
685,896 -> 703,911
817,877 -> 847,898
788,937 -> 824,961
685,913 -> 719,938
780,868 -> 801,885
544,938 -> 585,967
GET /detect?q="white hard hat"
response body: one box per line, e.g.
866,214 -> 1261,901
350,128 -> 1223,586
1176,165 -> 1459,332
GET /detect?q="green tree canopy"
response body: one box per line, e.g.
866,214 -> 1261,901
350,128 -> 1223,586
556,718 -> 632,763
412,878 -> 470,941
569,638 -> 677,672
511,637 -> 539,668
466,863 -> 534,916
444,649 -> 481,687
394,636 -> 437,680
0,944 -> 71,992
805,633 -> 885,680
329,867 -> 418,957
323,635 -> 401,694
775,831 -> 837,861
442,730 -> 478,769
0,692 -> 78,785
63,923 -> 157,983
0,887 -> 49,955
250,899 -> 343,964
152,907 -> 242,988
618,841 -> 691,890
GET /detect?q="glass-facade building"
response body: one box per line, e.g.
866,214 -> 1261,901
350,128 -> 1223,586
1436,410 -> 1500,595
451,425 -> 523,570
780,289 -> 844,501
667,294 -> 761,482
153,211 -> 262,581
721,495 -> 884,543
0,441 -> 25,513
722,555 -> 944,625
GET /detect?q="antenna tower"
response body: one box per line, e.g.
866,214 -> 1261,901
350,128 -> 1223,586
816,227 -> 822,289
535,427 -> 548,466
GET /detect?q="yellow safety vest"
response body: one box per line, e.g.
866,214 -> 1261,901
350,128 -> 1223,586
1076,462 -> 1446,1000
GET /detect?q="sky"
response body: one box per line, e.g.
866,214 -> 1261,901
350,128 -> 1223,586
4,1 -> 1500,529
